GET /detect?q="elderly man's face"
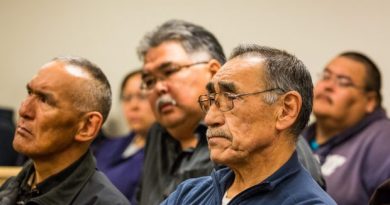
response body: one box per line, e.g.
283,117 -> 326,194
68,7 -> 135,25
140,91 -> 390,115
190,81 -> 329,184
142,41 -> 212,129
204,57 -> 279,165
313,56 -> 374,127
13,61 -> 86,159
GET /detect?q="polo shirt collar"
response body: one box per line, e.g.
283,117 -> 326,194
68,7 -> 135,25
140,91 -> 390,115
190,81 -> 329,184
215,151 -> 301,194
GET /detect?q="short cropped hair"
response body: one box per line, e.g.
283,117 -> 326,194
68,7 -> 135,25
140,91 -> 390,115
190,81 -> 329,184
339,51 -> 382,108
53,56 -> 112,123
137,19 -> 226,65
229,44 -> 313,137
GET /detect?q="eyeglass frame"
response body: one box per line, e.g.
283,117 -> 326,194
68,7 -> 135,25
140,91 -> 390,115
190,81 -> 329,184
317,69 -> 366,90
120,91 -> 148,103
198,88 -> 284,113
141,61 -> 209,90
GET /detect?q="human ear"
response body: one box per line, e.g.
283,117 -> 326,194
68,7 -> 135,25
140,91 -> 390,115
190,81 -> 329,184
365,91 -> 378,113
207,59 -> 222,78
75,112 -> 103,142
275,91 -> 302,131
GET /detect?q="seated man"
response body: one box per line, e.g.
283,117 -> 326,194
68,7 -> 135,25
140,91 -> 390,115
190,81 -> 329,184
0,57 -> 130,205
137,19 -> 324,205
302,51 -> 390,205
162,44 -> 336,204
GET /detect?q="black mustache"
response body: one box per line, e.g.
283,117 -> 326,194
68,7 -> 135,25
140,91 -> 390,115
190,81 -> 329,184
315,93 -> 333,104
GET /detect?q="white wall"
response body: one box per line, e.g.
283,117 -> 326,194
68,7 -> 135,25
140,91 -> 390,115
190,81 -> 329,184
1,0 -> 389,135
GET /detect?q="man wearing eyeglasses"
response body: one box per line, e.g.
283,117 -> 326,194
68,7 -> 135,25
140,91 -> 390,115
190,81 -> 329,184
302,52 -> 390,205
161,44 -> 336,205
135,19 -> 225,205
135,20 -> 324,205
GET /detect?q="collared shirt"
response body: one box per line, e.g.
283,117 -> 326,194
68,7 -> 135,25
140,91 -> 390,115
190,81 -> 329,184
303,108 -> 390,205
16,153 -> 86,204
161,152 -> 336,205
0,150 -> 130,205
137,122 -> 215,205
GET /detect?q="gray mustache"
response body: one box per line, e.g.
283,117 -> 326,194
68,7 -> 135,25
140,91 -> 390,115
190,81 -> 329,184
206,128 -> 232,140
155,95 -> 177,111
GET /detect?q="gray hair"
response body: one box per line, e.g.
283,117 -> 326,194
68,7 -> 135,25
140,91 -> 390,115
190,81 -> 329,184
229,44 -> 313,137
137,19 -> 226,65
53,56 -> 112,123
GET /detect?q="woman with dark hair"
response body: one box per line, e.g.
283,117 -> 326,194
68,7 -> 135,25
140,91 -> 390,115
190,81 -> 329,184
94,69 -> 155,203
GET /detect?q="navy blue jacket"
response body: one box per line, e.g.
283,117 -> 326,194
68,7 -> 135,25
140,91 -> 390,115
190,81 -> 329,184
162,152 -> 336,205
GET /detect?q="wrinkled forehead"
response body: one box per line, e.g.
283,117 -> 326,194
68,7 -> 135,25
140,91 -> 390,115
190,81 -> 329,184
40,61 -> 90,78
37,61 -> 91,79
143,41 -> 211,73
31,61 -> 90,90
207,56 -> 265,93
143,41 -> 190,71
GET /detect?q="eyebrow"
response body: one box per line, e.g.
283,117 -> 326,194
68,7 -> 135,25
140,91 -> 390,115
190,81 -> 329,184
26,83 -> 56,104
153,62 -> 174,73
323,68 -> 332,74
142,61 -> 174,77
206,82 -> 215,93
141,70 -> 150,78
218,81 -> 236,93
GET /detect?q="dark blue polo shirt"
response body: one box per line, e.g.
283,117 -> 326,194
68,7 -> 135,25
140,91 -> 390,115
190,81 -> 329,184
161,152 -> 336,205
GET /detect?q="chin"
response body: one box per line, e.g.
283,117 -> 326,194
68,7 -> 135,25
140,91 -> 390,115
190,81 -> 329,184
13,136 -> 27,153
159,115 -> 184,129
210,150 -> 228,164
13,144 -> 33,157
210,157 -> 225,165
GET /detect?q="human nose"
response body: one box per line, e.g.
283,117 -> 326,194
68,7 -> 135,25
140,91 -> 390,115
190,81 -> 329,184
126,98 -> 140,111
154,78 -> 169,95
204,103 -> 225,128
19,96 -> 35,120
318,74 -> 337,90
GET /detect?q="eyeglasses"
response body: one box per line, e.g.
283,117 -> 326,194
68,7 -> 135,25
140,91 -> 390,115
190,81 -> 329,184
318,70 -> 363,89
141,61 -> 209,90
198,88 -> 283,113
121,92 -> 148,103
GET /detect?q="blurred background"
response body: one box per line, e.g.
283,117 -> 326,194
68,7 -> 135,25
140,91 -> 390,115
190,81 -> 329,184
1,0 -> 389,136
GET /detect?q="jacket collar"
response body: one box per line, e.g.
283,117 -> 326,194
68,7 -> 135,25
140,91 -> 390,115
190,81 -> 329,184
303,107 -> 387,149
27,150 -> 96,205
212,152 -> 301,198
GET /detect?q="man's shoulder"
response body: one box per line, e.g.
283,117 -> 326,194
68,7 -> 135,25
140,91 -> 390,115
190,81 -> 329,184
76,170 -> 130,205
148,122 -> 165,134
145,123 -> 167,145
161,175 -> 216,205
276,168 -> 336,204
364,114 -> 390,133
348,115 -> 390,148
